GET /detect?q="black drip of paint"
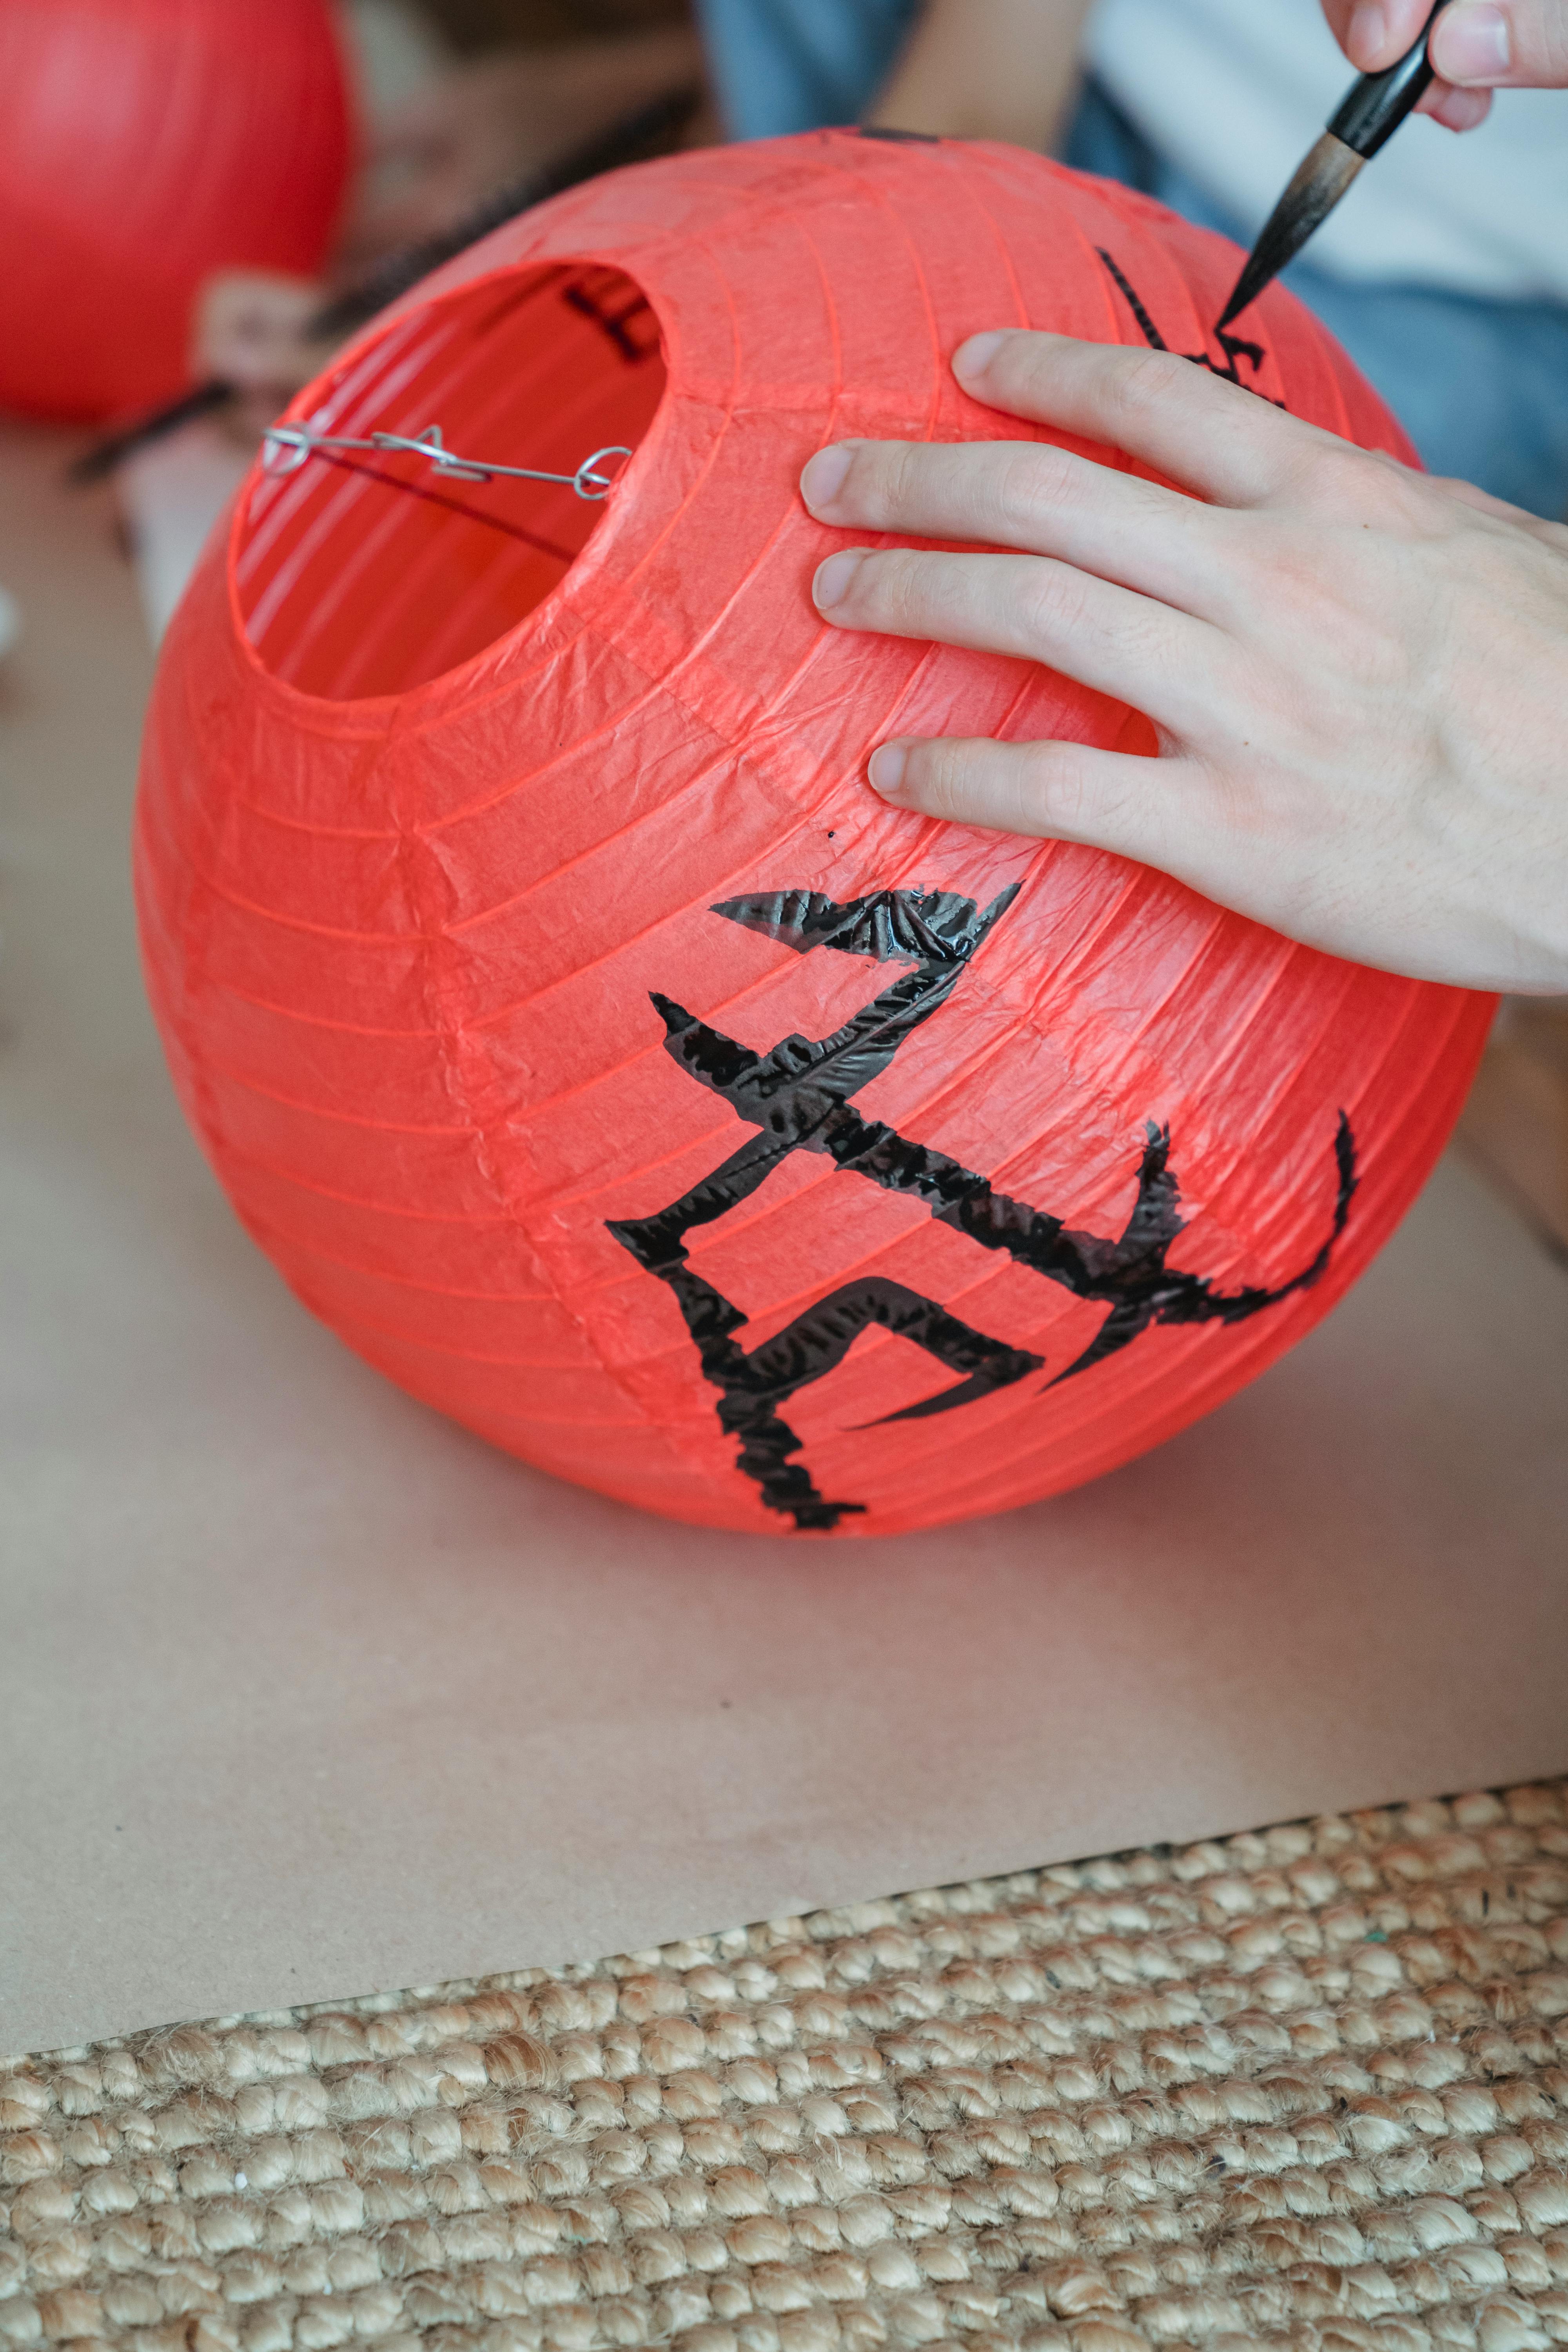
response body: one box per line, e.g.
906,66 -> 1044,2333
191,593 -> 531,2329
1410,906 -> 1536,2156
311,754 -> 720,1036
1095,248 -> 1278,399
608,886 -> 1358,1532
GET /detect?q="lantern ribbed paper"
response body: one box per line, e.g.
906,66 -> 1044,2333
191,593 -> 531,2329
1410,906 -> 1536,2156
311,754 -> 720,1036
0,0 -> 350,422
135,132 -> 1492,1537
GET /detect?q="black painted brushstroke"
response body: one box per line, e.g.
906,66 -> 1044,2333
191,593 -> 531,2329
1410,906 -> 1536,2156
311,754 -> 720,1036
1095,247 -> 1275,396
608,886 -> 1357,1530
561,272 -> 662,365
644,1264 -> 1043,1531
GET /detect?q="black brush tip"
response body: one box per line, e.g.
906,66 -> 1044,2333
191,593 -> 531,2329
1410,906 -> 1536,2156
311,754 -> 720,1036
1216,131 -> 1365,332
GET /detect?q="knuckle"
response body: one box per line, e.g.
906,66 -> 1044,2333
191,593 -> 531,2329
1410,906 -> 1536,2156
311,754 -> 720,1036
867,548 -> 934,630
992,443 -> 1062,532
1018,562 -> 1178,685
1028,749 -> 1093,837
1282,434 -> 1406,520
876,439 -> 923,521
1028,746 -> 1134,848
1104,346 -> 1189,428
1016,563 -> 1091,649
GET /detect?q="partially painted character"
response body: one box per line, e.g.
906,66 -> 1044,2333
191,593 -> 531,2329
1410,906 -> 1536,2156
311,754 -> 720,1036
610,886 -> 1357,1530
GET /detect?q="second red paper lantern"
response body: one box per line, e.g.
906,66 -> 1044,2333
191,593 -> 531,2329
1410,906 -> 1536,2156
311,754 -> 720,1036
0,0 -> 350,421
136,132 -> 1492,1535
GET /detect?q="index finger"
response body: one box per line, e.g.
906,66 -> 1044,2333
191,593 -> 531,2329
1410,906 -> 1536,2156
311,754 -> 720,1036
952,330 -> 1333,508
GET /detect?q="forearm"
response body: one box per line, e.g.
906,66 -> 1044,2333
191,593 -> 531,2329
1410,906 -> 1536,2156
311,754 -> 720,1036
866,0 -> 1094,149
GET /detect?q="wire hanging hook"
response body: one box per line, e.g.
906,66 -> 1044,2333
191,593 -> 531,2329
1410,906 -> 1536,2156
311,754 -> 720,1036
260,422 -> 633,502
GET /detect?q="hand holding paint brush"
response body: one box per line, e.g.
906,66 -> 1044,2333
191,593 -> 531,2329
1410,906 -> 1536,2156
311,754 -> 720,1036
1327,0 -> 1568,117
1220,0 -> 1568,327
802,331 -> 1568,996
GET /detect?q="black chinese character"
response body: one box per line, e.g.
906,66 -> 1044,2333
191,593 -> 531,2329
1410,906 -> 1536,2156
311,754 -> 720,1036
609,886 -> 1356,1531
1096,247 -> 1277,397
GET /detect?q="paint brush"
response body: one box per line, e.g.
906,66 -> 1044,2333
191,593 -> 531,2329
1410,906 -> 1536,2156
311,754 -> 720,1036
67,80 -> 702,486
1217,1 -> 1444,331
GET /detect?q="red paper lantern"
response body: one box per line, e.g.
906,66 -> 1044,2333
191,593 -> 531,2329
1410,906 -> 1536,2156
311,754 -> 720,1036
135,132 -> 1492,1537
0,0 -> 350,422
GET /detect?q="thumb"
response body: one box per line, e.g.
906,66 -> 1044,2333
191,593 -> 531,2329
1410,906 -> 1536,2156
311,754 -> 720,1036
1431,0 -> 1568,83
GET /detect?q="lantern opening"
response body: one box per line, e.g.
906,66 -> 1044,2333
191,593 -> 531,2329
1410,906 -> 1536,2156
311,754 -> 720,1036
234,262 -> 667,702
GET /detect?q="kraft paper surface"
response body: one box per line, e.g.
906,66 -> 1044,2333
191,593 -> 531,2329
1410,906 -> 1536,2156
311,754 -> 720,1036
3,424 -> 1566,2062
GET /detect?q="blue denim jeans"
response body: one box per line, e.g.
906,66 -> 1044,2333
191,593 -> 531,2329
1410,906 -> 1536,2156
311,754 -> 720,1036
693,0 -> 1568,517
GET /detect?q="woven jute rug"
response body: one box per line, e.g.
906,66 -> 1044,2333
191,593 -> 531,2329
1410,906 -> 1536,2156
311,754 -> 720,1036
5,1784 -> 1568,2352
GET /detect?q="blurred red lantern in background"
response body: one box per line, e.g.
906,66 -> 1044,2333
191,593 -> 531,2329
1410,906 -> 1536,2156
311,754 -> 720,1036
0,0 -> 350,422
135,132 -> 1492,1537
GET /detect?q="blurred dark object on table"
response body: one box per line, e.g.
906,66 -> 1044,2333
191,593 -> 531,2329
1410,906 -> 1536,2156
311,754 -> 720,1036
422,0 -> 690,53
0,0 -> 351,424
71,76 -> 702,483
344,8 -> 708,269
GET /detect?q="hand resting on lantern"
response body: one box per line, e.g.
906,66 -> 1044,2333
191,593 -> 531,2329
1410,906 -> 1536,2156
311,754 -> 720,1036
800,330 -> 1568,995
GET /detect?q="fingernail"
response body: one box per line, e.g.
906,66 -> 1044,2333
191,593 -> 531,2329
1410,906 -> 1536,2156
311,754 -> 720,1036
1434,0 -> 1510,80
868,741 -> 908,795
813,551 -> 862,611
1347,1 -> 1388,64
953,330 -> 1006,380
800,444 -> 853,510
